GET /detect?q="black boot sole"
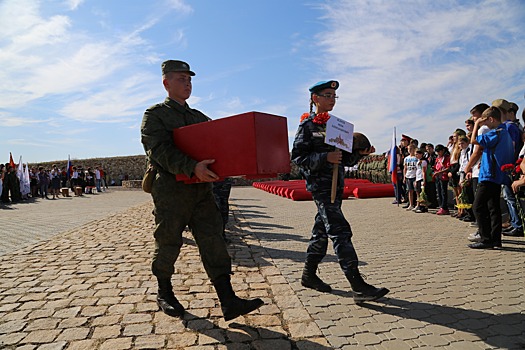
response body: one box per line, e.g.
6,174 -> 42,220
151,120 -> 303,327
354,287 -> 390,303
301,280 -> 332,293
223,298 -> 264,321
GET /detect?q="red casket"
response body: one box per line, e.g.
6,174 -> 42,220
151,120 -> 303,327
173,111 -> 291,182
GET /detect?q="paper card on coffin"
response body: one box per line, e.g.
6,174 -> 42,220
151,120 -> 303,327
173,111 -> 290,183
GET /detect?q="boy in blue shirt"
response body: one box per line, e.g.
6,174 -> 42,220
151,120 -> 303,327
466,106 -> 514,249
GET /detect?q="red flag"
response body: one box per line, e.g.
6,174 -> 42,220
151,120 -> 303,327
9,152 -> 15,169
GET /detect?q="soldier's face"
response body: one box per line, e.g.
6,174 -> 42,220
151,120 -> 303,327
164,72 -> 192,103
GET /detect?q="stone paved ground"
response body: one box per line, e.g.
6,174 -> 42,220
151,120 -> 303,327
0,187 -> 524,349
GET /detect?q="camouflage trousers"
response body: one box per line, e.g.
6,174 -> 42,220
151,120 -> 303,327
306,188 -> 359,274
151,173 -> 232,281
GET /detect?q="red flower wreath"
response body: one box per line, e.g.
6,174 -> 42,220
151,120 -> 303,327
313,112 -> 330,125
299,113 -> 310,123
299,112 -> 331,125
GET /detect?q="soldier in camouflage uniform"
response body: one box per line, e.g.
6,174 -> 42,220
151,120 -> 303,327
140,60 -> 263,321
291,80 -> 389,303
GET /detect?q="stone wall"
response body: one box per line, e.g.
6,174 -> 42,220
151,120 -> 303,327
33,153 -> 390,186
35,155 -> 147,185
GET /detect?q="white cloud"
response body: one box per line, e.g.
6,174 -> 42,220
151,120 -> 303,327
59,74 -> 160,123
165,0 -> 193,15
65,0 -> 84,11
0,114 -> 51,127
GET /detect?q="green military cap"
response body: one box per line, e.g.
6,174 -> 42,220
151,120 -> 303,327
309,80 -> 339,94
161,60 -> 195,76
509,102 -> 519,113
492,98 -> 510,112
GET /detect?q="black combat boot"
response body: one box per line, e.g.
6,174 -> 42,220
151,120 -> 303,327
156,278 -> 185,317
212,275 -> 264,321
301,259 -> 331,292
346,267 -> 389,303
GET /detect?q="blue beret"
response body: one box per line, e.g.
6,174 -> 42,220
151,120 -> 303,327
309,80 -> 339,93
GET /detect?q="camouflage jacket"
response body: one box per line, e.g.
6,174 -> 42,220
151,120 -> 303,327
291,113 -> 362,192
141,97 -> 211,178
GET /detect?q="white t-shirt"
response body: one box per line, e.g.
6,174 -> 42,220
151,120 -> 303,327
416,159 -> 427,181
404,155 -> 418,179
459,146 -> 472,173
472,125 -> 490,178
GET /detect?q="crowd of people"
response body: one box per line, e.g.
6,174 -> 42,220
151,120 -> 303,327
392,98 -> 525,249
0,163 -> 109,204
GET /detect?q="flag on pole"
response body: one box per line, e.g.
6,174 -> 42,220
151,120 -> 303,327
17,156 -> 23,180
66,154 -> 72,179
388,127 -> 397,184
9,152 -> 15,169
22,163 -> 30,197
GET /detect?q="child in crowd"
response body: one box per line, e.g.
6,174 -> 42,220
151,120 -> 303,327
403,144 -> 418,210
432,144 -> 451,215
448,129 -> 465,217
458,135 -> 474,221
465,106 -> 514,249
414,148 -> 428,213
424,143 -> 439,208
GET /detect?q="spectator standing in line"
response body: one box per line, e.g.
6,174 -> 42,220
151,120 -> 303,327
457,135 -> 474,221
493,99 -> 524,237
424,143 -> 439,208
0,164 -> 4,201
30,168 -> 38,198
466,107 -> 514,249
448,129 -> 465,217
465,103 -> 491,238
414,148 -> 428,213
95,166 -> 102,193
403,144 -> 418,211
50,165 -> 61,199
433,144 -> 451,215
100,166 -> 108,190
37,167 -> 49,200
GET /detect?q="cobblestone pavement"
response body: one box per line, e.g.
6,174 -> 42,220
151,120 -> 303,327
0,187 -> 524,349
0,188 -> 151,256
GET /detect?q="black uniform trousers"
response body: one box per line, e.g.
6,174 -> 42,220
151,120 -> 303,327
472,181 -> 502,246
306,188 -> 359,274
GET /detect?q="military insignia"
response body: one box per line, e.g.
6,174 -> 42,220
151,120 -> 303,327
330,81 -> 337,88
312,132 -> 325,138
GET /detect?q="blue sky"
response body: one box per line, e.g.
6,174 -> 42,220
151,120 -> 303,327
1,0 -> 524,164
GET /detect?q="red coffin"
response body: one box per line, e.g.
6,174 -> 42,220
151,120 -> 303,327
173,112 -> 291,182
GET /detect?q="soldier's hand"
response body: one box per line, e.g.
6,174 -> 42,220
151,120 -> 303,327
327,150 -> 342,164
194,159 -> 219,182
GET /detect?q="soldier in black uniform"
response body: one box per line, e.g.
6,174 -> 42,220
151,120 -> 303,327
141,60 -> 263,320
291,80 -> 389,303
